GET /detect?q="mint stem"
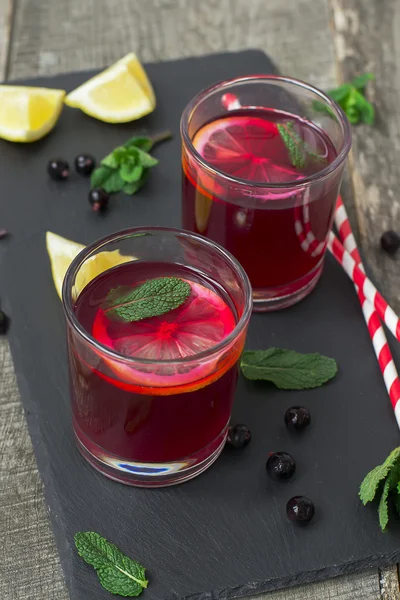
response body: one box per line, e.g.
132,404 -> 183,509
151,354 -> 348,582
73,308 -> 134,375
149,130 -> 173,146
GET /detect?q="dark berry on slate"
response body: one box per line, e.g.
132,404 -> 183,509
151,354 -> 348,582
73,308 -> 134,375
227,424 -> 251,449
381,230 -> 400,255
284,406 -> 311,430
286,496 -> 315,523
47,159 -> 69,181
89,188 -> 109,212
0,310 -> 9,335
0,228 -> 8,239
266,452 -> 296,479
75,154 -> 96,176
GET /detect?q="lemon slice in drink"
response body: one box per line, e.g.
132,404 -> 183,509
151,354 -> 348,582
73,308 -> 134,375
0,86 -> 65,142
91,279 -> 239,394
64,53 -> 156,123
46,232 -> 133,300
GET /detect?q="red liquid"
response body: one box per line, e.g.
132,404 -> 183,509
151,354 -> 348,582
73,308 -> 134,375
70,262 -> 241,466
182,108 -> 340,296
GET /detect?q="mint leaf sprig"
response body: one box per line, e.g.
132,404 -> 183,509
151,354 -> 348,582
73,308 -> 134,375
91,130 -> 172,195
277,121 -> 328,169
328,73 -> 375,125
240,348 -> 337,390
359,447 -> 400,531
313,73 -> 375,125
105,276 -> 191,323
74,531 -> 148,597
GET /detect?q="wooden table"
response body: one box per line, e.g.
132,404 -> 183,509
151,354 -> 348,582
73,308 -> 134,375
0,0 -> 399,598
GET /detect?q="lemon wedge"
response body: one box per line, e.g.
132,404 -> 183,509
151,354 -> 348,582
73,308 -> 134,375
0,86 -> 65,142
46,232 -> 133,300
64,53 -> 156,123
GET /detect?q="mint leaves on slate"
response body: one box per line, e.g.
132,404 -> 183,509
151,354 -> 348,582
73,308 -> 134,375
74,531 -> 148,597
105,277 -> 191,323
240,348 -> 337,390
91,130 -> 172,196
359,447 -> 400,531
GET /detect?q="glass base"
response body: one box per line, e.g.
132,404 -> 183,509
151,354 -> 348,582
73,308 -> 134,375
74,423 -> 228,487
252,261 -> 324,312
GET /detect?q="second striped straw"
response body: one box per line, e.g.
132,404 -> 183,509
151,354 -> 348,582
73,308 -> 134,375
334,196 -> 400,428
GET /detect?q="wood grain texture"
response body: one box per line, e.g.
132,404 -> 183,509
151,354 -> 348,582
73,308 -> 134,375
0,340 -> 68,600
0,0 -> 398,599
8,0 -> 337,87
380,566 -> 400,599
0,0 -> 12,78
330,0 -> 400,312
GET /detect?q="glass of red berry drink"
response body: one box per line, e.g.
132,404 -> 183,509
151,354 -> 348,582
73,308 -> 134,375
62,227 -> 252,487
181,75 -> 351,310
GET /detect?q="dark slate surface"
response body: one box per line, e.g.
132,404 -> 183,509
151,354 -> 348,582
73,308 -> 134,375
1,50 -> 400,600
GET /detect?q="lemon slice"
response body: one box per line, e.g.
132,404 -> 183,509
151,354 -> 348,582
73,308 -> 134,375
64,53 -> 156,123
0,86 -> 65,142
46,232 -> 133,300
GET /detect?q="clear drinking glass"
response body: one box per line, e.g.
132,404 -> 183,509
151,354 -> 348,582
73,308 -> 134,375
62,227 -> 252,487
181,75 -> 352,310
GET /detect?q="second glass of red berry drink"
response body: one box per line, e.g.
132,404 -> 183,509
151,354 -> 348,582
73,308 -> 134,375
181,75 -> 351,310
62,227 -> 252,487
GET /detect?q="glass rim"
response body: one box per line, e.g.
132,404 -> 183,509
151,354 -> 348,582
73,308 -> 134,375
180,74 -> 352,190
62,226 -> 253,366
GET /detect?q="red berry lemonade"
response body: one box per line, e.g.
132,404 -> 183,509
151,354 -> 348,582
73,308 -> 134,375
69,261 -> 244,485
182,108 -> 340,306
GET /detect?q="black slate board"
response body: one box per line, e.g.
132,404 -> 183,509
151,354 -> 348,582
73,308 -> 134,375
1,50 -> 400,600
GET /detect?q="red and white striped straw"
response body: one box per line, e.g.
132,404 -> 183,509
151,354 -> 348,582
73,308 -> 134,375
334,196 -> 400,427
327,230 -> 400,342
335,196 -> 364,270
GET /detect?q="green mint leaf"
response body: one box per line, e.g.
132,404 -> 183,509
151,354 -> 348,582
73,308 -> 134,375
135,148 -> 159,168
105,277 -> 191,323
101,147 -> 128,169
123,171 -> 149,195
394,492 -> 400,516
97,131 -> 171,195
352,89 -> 375,125
101,171 -> 125,194
74,531 -> 148,597
124,136 -> 153,152
351,73 -> 375,90
378,479 -> 390,531
360,102 -> 375,126
277,122 -> 328,169
101,154 -> 119,169
346,108 -> 361,124
328,77 -> 374,126
387,461 -> 400,490
359,465 -> 388,504
240,348 -> 337,390
90,165 -> 115,189
327,83 -> 352,103
120,164 -> 144,183
277,122 -> 305,168
123,180 -> 145,195
359,447 -> 400,504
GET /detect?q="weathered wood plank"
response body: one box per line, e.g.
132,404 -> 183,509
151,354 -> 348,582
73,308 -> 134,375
0,0 -> 397,599
379,565 -> 400,599
8,0 -> 337,87
330,0 -> 400,312
0,340 -> 69,599
0,0 -> 12,78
